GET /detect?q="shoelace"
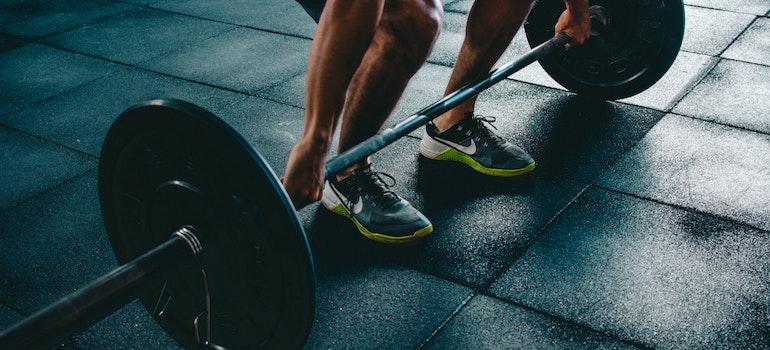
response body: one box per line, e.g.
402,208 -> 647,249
465,114 -> 506,147
345,169 -> 400,208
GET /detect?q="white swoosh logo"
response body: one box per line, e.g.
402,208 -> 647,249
332,186 -> 363,214
437,137 -> 476,154
332,186 -> 364,214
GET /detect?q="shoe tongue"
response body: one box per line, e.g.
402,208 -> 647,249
468,116 -> 505,145
463,114 -> 488,133
355,168 -> 400,206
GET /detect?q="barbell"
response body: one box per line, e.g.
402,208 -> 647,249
0,0 -> 684,348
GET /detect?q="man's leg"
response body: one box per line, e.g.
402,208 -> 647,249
283,0 -> 383,209
433,0 -> 534,131
335,0 -> 443,178
320,0 -> 443,243
418,0 -> 537,177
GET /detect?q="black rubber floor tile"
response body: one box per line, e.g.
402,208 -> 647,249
0,305 -> 22,329
0,33 -> 25,53
0,0 -> 135,39
0,172 -> 114,312
141,28 -> 310,95
598,114 -> 770,231
46,8 -> 235,65
722,17 -> 770,66
618,51 -> 717,111
254,71 -> 305,108
300,135 -> 586,288
673,60 -> 770,134
684,0 -> 770,15
471,79 -> 665,183
74,300 -> 181,349
445,0 -> 472,13
0,172 -> 180,348
0,44 -> 117,116
0,126 -> 95,211
116,0 -> 157,5
490,188 -> 770,349
303,264 -> 471,349
393,155 -> 585,287
681,6 -> 755,56
0,67 -> 247,156
211,95 -> 309,175
424,295 -> 635,349
151,0 -> 317,39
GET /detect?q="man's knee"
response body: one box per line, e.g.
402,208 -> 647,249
407,0 -> 443,45
381,0 -> 443,62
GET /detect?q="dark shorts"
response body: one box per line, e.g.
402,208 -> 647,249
295,0 -> 325,23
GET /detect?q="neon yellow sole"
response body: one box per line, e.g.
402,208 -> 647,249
328,204 -> 433,244
427,148 -> 535,177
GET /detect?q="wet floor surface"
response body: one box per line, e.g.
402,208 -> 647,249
0,1 -> 768,349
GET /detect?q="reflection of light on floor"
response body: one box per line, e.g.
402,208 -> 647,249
605,115 -> 770,231
602,208 -> 768,346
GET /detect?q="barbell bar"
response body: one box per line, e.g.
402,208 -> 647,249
0,0 -> 685,348
326,32 -> 572,177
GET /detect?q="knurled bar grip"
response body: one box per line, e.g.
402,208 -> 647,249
0,227 -> 201,350
324,32 -> 572,178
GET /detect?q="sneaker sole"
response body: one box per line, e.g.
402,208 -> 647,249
420,137 -> 536,177
321,185 -> 433,244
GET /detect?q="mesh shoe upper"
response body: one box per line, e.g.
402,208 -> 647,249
326,167 -> 431,237
424,114 -> 535,170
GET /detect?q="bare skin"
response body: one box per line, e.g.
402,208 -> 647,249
336,0 -> 442,178
557,0 -> 592,49
284,0 -> 589,209
283,1 -> 384,209
433,0 -> 591,132
283,0 -> 442,209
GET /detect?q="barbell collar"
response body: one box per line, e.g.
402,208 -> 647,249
0,227 -> 201,350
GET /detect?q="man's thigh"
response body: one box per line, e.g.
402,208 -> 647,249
295,0 -> 326,23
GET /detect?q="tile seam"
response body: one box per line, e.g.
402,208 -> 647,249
415,292 -> 476,350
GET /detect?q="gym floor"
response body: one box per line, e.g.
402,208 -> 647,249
1,0 -> 769,349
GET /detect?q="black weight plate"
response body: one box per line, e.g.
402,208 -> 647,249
525,0 -> 685,100
98,99 -> 315,349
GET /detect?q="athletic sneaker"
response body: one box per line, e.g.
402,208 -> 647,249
419,113 -> 535,176
321,167 -> 433,243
